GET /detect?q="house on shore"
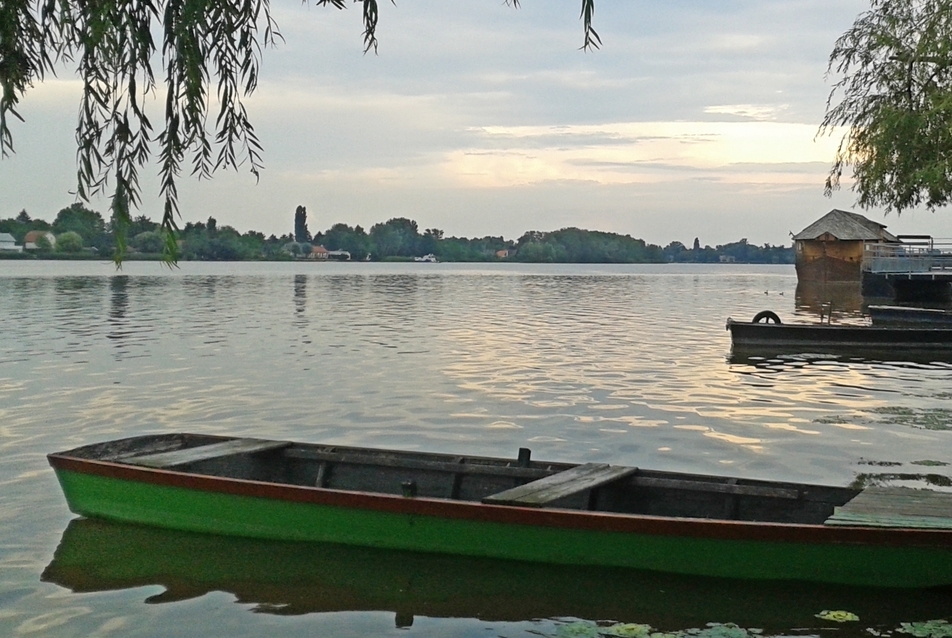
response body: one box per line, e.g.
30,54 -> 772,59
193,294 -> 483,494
23,230 -> 56,251
0,233 -> 22,252
792,209 -> 899,282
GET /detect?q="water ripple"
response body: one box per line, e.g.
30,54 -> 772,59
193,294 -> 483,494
1,262 -> 951,635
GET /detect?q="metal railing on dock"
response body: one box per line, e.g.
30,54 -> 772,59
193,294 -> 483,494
863,238 -> 952,274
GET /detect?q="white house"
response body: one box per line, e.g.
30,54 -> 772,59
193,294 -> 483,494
0,233 -> 22,252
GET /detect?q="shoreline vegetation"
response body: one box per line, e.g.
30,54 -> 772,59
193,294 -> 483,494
1,204 -> 793,264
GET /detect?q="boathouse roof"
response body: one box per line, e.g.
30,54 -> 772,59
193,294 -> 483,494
792,209 -> 899,242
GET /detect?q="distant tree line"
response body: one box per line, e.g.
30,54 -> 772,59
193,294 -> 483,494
662,238 -> 793,264
512,228 -> 662,263
0,205 -> 293,261
1,204 -> 793,264
0,205 -> 110,255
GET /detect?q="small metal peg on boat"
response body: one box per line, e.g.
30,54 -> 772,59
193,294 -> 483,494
401,480 -> 417,497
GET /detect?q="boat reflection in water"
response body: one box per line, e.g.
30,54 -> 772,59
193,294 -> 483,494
43,518 -> 951,631
728,345 -> 952,367
794,280 -> 867,320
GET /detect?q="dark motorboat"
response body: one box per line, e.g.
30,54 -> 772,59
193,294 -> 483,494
48,433 -> 952,587
727,310 -> 952,358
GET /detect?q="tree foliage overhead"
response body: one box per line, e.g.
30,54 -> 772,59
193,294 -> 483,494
0,0 -> 598,263
822,0 -> 952,213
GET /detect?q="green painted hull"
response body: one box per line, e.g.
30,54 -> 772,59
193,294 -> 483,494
53,468 -> 952,588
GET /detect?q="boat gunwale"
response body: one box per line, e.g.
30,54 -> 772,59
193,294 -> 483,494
728,321 -> 952,336
47,451 -> 952,550
726,320 -> 952,354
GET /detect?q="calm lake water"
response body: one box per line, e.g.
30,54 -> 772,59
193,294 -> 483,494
1,261 -> 950,637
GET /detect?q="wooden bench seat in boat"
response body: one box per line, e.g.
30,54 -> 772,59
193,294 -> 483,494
630,476 -> 799,499
825,487 -> 952,529
482,463 -> 638,507
125,438 -> 291,469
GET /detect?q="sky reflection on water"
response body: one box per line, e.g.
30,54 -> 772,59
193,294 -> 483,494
1,261 -> 950,636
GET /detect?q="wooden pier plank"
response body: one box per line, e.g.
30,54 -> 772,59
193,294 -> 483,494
825,487 -> 952,529
483,463 -> 637,507
127,438 -> 290,468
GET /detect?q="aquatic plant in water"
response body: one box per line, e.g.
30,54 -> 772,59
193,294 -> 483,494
686,623 -> 762,638
552,618 -> 952,638
598,624 -> 654,637
817,610 -> 860,622
554,621 -> 762,638
815,407 -> 952,431
870,407 -> 952,431
897,620 -> 952,638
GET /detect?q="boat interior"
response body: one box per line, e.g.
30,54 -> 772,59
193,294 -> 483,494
59,434 -> 863,526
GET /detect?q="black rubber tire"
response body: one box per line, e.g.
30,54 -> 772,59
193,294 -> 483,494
752,310 -> 782,324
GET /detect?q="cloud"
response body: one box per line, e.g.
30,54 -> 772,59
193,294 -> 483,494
439,121 -> 844,188
704,104 -> 790,121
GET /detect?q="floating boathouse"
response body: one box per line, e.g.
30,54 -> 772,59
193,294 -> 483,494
792,209 -> 900,283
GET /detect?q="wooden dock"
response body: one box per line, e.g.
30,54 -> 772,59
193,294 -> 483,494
825,487 -> 952,530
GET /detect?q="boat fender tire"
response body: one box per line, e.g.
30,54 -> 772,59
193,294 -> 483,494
752,310 -> 781,324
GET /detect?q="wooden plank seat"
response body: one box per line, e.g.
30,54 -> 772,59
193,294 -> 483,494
631,476 -> 799,499
126,438 -> 290,469
825,487 -> 952,529
483,463 -> 638,507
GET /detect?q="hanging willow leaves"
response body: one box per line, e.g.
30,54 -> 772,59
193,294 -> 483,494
821,0 -> 952,214
0,0 -> 599,264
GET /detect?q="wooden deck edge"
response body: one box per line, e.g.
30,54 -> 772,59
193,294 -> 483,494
825,487 -> 952,530
825,512 -> 952,530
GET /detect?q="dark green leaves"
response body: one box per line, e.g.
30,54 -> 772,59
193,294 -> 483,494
506,1 -> 600,51
153,0 -> 278,264
580,0 -> 600,50
0,0 -> 50,158
0,1 -> 601,264
822,0 -> 952,213
68,0 -> 159,263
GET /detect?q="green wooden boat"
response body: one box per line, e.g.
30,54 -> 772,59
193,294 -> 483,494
47,433 -> 952,587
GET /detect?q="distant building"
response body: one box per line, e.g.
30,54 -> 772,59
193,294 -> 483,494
792,209 -> 899,282
0,233 -> 21,252
23,230 -> 56,251
327,250 -> 351,261
310,245 -> 329,260
496,249 -> 510,259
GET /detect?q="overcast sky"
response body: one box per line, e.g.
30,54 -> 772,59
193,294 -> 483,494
4,0 -> 952,247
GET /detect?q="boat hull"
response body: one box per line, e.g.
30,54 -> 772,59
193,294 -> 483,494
868,305 -> 952,327
728,319 -> 952,353
50,458 -> 952,588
